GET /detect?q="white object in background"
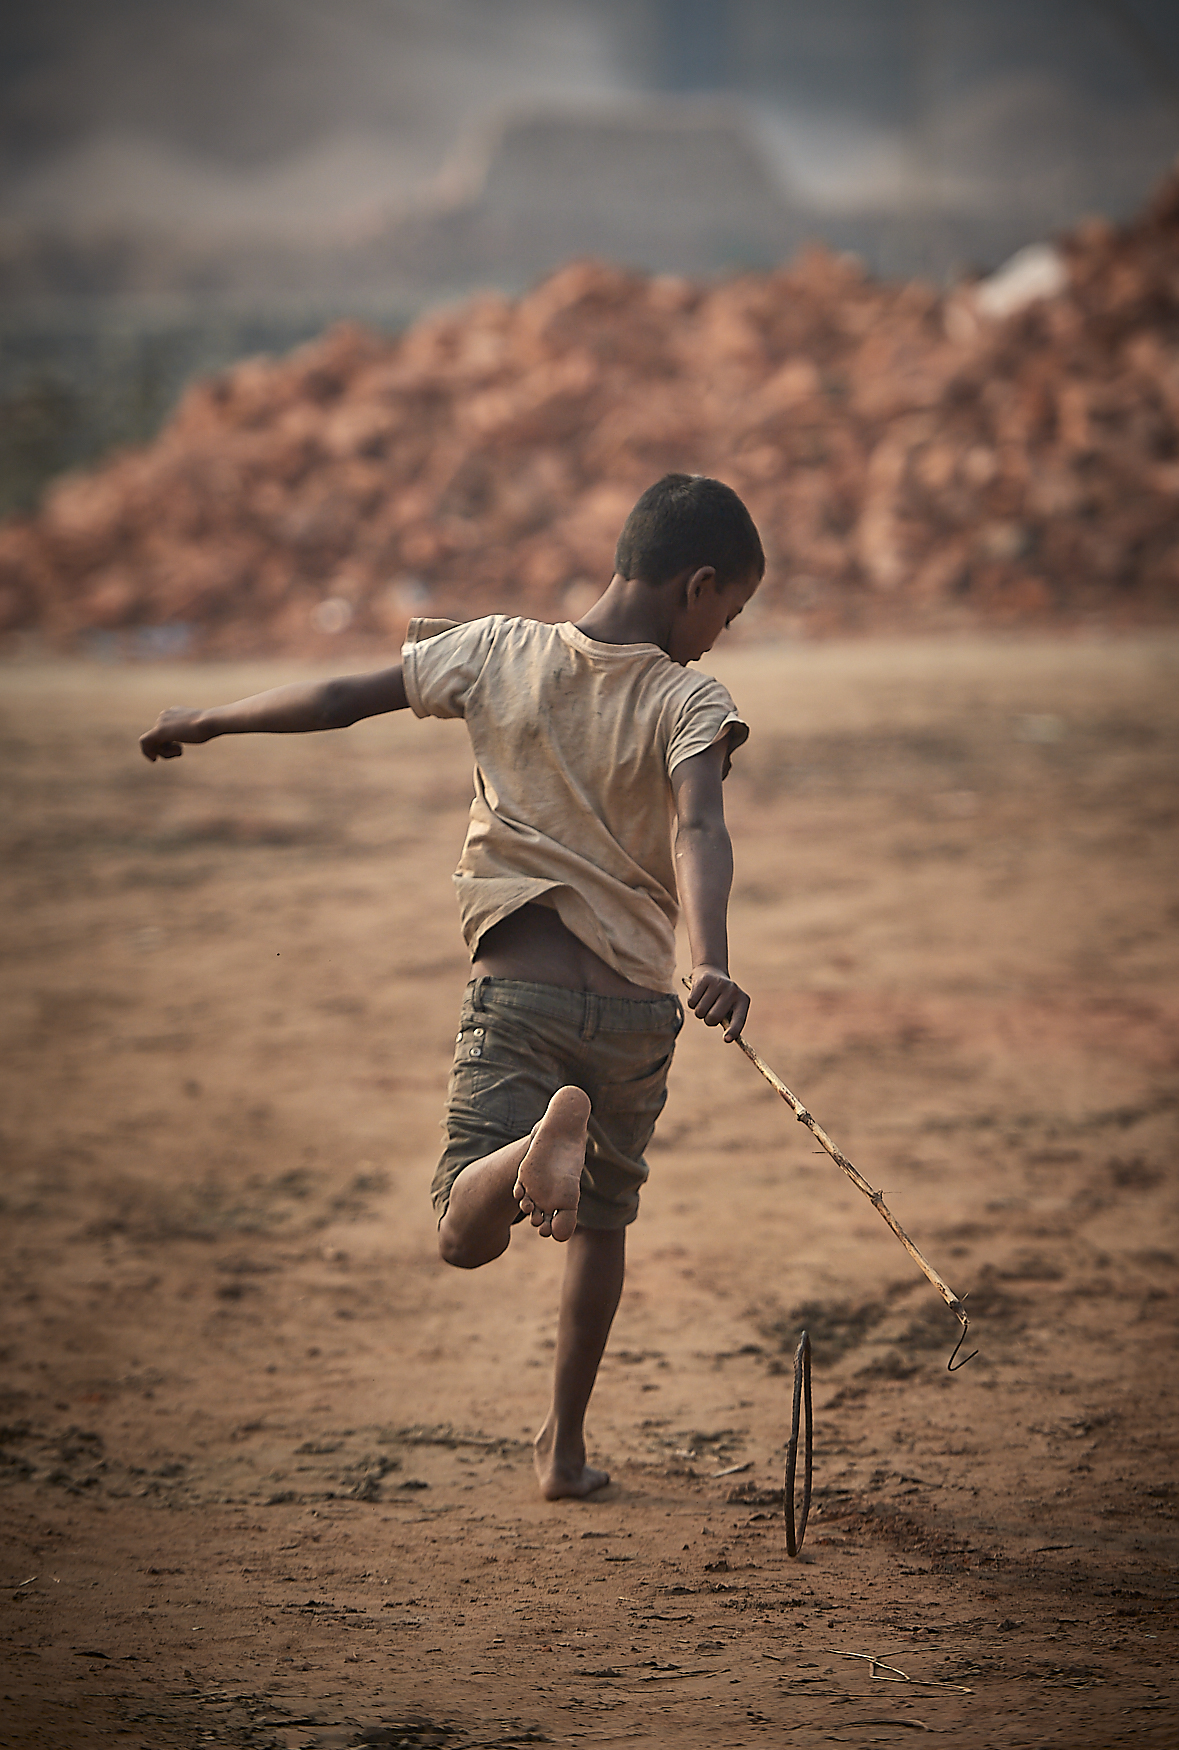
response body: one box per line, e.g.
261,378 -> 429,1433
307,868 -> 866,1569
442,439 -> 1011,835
974,242 -> 1069,321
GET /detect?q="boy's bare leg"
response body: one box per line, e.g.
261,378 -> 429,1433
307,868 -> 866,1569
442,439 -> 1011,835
437,1132 -> 533,1269
439,1086 -> 591,1269
535,1225 -> 625,1500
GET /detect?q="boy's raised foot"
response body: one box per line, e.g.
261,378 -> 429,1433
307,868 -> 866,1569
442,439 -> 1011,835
514,1086 -> 590,1242
533,1421 -> 610,1500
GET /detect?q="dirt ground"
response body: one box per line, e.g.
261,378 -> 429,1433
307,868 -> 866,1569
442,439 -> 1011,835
1,633 -> 1177,1750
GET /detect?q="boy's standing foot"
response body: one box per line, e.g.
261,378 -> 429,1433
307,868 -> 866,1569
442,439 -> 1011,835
514,1086 -> 590,1242
534,1421 -> 609,1500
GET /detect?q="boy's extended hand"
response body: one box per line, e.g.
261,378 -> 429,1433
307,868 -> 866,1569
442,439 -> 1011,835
139,666 -> 409,761
140,707 -> 210,761
687,964 -> 749,1042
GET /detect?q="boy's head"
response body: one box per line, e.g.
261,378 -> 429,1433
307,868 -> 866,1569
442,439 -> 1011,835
614,474 -> 765,593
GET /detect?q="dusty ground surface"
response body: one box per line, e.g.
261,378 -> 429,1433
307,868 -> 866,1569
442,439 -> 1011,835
1,634 -> 1177,1750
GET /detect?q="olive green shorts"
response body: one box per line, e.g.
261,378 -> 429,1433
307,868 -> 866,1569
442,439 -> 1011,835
432,977 -> 683,1231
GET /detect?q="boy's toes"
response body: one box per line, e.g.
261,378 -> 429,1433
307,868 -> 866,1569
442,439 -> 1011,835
550,1207 -> 578,1243
527,1205 -> 575,1240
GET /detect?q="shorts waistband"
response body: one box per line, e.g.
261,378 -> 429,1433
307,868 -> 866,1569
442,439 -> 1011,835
466,975 -> 682,1037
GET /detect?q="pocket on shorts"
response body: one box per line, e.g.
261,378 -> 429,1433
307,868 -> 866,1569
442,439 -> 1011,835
591,1038 -> 675,1164
616,1044 -> 676,1086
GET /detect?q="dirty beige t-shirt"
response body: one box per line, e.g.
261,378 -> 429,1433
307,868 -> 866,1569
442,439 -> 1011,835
401,615 -> 748,993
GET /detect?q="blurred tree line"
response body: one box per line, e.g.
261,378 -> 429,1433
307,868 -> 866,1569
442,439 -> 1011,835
0,305 -> 409,519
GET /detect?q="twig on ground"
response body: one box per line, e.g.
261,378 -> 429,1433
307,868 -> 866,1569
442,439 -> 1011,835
847,1722 -> 931,1733
830,1650 -> 974,1694
834,1651 -> 911,1682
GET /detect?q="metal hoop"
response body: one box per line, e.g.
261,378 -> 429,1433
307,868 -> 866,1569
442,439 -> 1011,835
784,1329 -> 813,1558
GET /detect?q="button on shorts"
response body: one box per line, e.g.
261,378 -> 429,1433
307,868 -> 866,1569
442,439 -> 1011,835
432,976 -> 684,1231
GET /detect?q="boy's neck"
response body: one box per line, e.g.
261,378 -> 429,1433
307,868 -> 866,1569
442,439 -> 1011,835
573,574 -> 676,653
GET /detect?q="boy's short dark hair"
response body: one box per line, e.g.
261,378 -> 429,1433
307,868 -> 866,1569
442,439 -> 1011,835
615,474 -> 765,588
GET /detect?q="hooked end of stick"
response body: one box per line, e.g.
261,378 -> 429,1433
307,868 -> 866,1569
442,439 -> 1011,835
946,1313 -> 978,1372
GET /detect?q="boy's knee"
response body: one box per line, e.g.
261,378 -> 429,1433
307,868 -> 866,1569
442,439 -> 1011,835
437,1222 -> 473,1268
437,1219 -> 503,1270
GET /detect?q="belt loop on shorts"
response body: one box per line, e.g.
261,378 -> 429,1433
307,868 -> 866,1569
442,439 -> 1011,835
581,991 -> 600,1042
472,976 -> 488,1013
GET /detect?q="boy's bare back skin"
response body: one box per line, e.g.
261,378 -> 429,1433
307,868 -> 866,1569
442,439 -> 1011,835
138,475 -> 762,1501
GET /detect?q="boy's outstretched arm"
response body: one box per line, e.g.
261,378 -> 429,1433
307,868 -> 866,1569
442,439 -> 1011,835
671,737 -> 750,1041
139,664 -> 409,761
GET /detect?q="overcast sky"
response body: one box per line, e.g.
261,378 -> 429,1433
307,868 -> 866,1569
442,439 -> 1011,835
1,0 -> 1176,242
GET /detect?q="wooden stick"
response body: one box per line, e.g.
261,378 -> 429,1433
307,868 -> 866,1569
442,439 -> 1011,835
731,1029 -> 975,1367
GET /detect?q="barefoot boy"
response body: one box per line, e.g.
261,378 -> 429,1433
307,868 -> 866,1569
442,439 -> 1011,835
140,472 -> 762,1499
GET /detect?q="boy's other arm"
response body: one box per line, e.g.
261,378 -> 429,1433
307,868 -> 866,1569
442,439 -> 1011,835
139,664 -> 409,761
670,737 -> 750,1042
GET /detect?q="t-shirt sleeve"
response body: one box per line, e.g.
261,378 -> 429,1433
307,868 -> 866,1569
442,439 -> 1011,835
665,678 -> 750,777
401,615 -> 500,720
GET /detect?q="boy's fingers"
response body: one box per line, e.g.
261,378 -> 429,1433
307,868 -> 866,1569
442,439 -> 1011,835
139,734 -> 184,761
140,709 -> 205,761
686,972 -> 748,1039
688,977 -> 723,1015
689,977 -> 749,1038
697,985 -> 734,1023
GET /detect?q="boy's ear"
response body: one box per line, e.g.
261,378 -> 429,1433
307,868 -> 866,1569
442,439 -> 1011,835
685,565 -> 716,604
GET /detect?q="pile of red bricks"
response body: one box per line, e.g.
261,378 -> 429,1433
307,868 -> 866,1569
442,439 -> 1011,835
2,170 -> 1176,654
